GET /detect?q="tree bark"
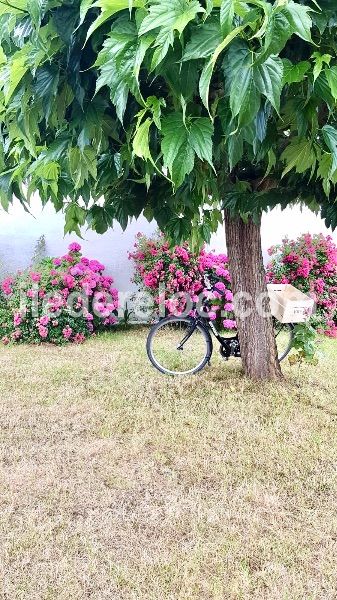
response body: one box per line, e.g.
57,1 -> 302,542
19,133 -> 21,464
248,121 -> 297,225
224,210 -> 282,380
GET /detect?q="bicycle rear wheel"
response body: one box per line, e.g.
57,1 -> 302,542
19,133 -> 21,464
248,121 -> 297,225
147,316 -> 212,376
273,320 -> 294,362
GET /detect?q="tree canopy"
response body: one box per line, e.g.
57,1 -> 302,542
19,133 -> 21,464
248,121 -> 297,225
1,0 -> 337,242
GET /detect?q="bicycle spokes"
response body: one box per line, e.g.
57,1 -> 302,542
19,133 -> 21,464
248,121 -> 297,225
149,320 -> 210,375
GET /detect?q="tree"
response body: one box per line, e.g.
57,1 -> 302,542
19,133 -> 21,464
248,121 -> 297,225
1,0 -> 337,378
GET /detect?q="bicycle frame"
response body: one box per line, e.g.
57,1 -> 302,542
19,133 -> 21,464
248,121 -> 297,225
185,316 -> 241,359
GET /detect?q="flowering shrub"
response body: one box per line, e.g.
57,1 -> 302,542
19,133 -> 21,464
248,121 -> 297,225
0,243 -> 119,345
129,233 -> 236,329
266,234 -> 337,337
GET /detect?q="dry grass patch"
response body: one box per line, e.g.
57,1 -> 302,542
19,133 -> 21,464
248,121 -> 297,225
0,330 -> 337,599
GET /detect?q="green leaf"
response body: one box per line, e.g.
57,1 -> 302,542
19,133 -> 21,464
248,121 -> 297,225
322,125 -> 337,175
226,40 -> 260,126
64,203 -> 86,235
325,66 -> 337,101
254,56 -> 283,112
134,33 -> 155,81
34,161 -> 60,196
94,17 -> 137,66
146,96 -> 165,129
220,0 -> 234,37
167,214 -> 192,242
133,118 -> 152,159
283,1 -> 313,43
188,117 -> 214,167
171,142 -> 195,188
199,60 -> 215,114
33,65 -> 59,120
180,60 -> 199,101
312,52 -> 331,82
69,147 -> 97,189
4,51 -> 29,104
263,11 -> 293,57
150,31 -> 173,70
139,0 -> 204,37
79,0 -> 94,25
314,71 -> 334,108
85,0 -> 144,42
96,30 -> 139,122
27,0 -> 43,27
227,132 -> 243,170
281,138 -> 316,177
199,24 -> 244,112
161,113 -> 188,171
0,46 -> 6,65
182,19 -> 221,61
139,0 -> 204,69
0,0 -> 27,15
282,59 -> 310,84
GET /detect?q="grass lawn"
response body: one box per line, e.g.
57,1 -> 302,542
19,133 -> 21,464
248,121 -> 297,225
1,330 -> 337,600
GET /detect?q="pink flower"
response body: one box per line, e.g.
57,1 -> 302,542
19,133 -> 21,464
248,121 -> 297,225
103,316 -> 118,326
215,267 -> 230,279
208,311 -> 217,321
13,312 -> 22,327
62,274 -> 75,289
70,265 -> 83,277
93,302 -> 110,317
224,303 -> 234,312
283,253 -> 298,264
39,315 -> 50,326
38,325 -> 48,339
26,289 -> 36,299
62,326 -> 72,340
89,260 -> 105,272
1,277 -> 14,296
53,258 -> 62,266
68,242 -> 81,253
223,319 -> 237,330
62,254 -> 73,262
2,336 -> 10,345
30,272 -> 41,283
73,332 -> 85,344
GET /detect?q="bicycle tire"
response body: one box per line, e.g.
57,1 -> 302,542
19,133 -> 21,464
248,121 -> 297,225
274,321 -> 294,362
147,316 -> 213,376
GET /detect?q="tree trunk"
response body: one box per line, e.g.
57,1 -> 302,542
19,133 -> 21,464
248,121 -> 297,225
224,210 -> 282,380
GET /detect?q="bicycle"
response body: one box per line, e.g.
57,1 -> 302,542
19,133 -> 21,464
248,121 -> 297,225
146,280 -> 294,376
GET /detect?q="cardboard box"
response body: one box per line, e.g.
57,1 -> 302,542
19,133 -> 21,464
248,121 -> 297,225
267,284 -> 315,323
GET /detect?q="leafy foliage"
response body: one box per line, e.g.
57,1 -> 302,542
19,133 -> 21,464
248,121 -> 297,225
1,0 -> 337,240
0,243 -> 119,345
267,233 -> 337,337
129,231 -> 236,328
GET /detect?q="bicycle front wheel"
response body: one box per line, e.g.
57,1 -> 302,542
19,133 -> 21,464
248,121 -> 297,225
147,316 -> 212,376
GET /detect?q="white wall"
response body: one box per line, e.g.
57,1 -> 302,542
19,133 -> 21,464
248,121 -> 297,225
210,206 -> 337,260
1,199 -> 336,291
0,198 -> 156,292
